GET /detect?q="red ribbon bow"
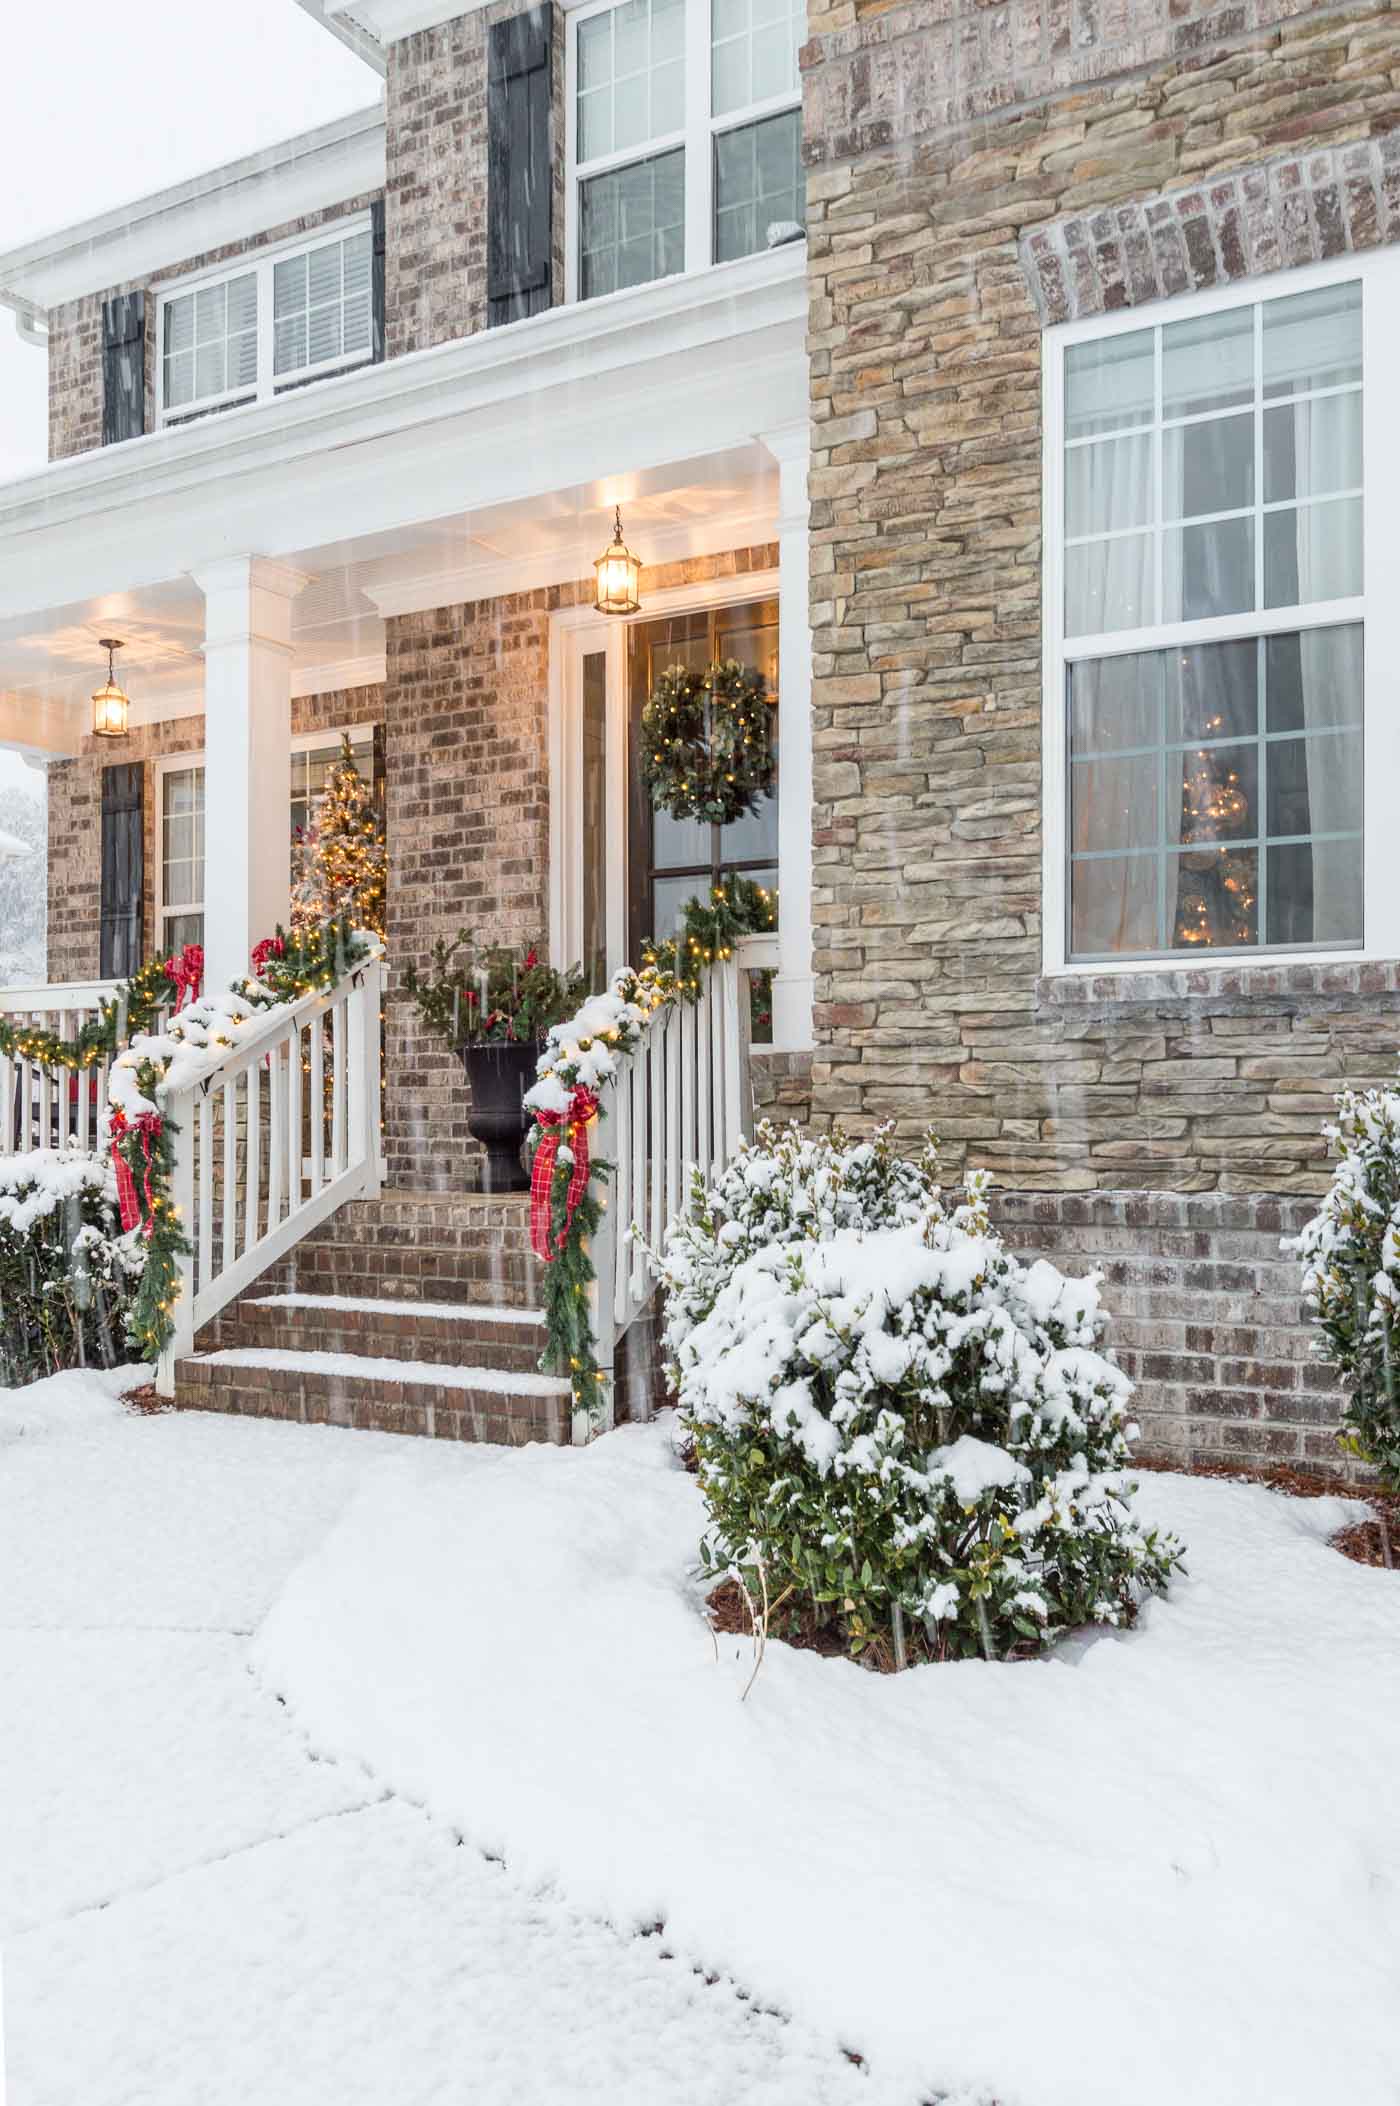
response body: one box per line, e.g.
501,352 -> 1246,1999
251,933 -> 286,981
529,1085 -> 600,1263
108,1104 -> 164,1239
164,944 -> 204,1012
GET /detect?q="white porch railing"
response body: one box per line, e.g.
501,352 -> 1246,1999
155,956 -> 384,1396
0,981 -> 121,1152
585,950 -> 760,1433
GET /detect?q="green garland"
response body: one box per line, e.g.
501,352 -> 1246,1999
528,877 -> 778,1423
0,952 -> 187,1076
639,659 -> 775,825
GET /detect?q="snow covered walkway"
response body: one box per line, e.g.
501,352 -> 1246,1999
0,1377 -> 899,2106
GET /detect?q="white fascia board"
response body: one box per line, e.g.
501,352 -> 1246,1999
0,246 -> 808,622
0,106 -> 385,313
340,0 -> 590,32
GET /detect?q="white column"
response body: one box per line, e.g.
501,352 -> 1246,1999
761,422 -> 814,1053
190,556 -> 308,990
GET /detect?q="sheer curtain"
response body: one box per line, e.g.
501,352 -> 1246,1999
1293,397 -> 1362,937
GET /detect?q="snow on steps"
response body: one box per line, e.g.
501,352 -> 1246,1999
174,1192 -> 573,1445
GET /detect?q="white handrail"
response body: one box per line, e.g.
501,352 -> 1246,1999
155,954 -> 384,1396
584,953 -> 754,1437
0,978 -> 122,1154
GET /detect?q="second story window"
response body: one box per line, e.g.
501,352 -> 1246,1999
156,219 -> 374,427
568,0 -> 805,303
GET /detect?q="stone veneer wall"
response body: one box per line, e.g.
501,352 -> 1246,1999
802,0 -> 1400,1468
384,0 -> 565,360
382,545 -> 779,1189
45,688 -> 384,983
46,198 -> 383,464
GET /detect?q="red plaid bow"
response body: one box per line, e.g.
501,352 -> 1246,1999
529,1085 -> 600,1263
108,1104 -> 164,1239
251,933 -> 286,982
164,944 -> 204,1012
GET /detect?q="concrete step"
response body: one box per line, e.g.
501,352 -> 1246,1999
176,1346 -> 572,1445
211,1291 -> 548,1374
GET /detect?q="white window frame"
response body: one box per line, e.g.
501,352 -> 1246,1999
155,725 -> 376,947
154,213 -> 374,429
564,0 -> 803,303
1041,247 -> 1400,977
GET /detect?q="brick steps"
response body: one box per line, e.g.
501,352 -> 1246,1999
174,1191 -> 573,1445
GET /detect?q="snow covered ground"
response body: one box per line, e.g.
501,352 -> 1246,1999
4,1375 -> 1399,2106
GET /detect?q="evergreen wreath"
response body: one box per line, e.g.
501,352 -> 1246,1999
639,659 -> 774,826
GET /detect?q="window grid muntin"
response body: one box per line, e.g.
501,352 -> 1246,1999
1066,628 -> 1364,962
569,0 -> 804,299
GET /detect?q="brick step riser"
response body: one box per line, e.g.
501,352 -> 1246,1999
207,1311 -> 546,1373
177,1362 -> 569,1446
286,1251 -> 546,1302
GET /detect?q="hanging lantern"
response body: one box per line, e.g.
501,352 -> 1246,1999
91,638 -> 130,739
593,505 -> 641,617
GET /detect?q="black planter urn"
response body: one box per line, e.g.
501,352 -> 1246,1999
455,1039 -> 543,1193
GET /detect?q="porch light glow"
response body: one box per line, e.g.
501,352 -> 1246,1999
91,638 -> 130,739
594,506 -> 641,616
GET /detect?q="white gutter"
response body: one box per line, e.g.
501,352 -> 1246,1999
0,291 -> 47,348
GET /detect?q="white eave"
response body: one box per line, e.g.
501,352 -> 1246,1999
325,0 -> 594,38
0,244 -> 808,622
0,105 -> 385,315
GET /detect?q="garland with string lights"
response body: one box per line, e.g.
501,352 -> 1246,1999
639,659 -> 775,825
524,878 -> 778,1422
0,950 -> 198,1078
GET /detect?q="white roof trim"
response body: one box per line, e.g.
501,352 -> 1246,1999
0,105 -> 385,313
330,0 -> 593,36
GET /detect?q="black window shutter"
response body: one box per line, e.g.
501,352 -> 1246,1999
370,197 -> 387,363
99,762 -> 144,979
487,5 -> 554,329
101,292 -> 146,445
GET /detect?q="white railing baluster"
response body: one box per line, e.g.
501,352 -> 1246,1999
679,999 -> 696,1215
221,1078 -> 237,1275
308,1012 -> 324,1196
288,1022 -> 303,1214
664,1006 -> 681,1243
246,1058 -> 261,1255
720,960 -> 743,1158
267,1042 -> 285,1229
611,1057 -> 633,1331
694,982 -> 712,1196
197,1094 -> 214,1297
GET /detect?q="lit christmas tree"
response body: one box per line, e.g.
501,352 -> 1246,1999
291,736 -> 386,941
1173,742 -> 1256,948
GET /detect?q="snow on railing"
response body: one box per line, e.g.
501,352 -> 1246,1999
0,980 -> 123,1152
588,950 -> 754,1434
154,952 -> 384,1396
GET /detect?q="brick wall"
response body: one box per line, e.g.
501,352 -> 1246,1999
384,0 -> 565,360
47,195 -> 382,462
45,687 -> 384,981
803,0 -> 1400,1198
382,543 -> 778,1188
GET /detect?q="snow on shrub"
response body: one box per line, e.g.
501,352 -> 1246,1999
658,1124 -> 1182,1666
1292,1082 -> 1400,1486
0,1146 -> 143,1385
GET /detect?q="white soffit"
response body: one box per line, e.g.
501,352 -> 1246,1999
0,106 -> 386,313
330,0 -> 591,36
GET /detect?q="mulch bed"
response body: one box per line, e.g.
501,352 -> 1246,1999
1134,1453 -> 1397,1571
120,1383 -> 169,1417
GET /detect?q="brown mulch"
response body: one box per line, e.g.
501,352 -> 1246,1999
120,1382 -> 170,1416
1135,1452 -> 1397,1571
705,1576 -> 853,1661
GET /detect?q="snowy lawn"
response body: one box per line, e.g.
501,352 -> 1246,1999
3,1377 -> 1397,2106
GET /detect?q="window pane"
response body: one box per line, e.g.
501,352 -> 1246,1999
164,912 -> 205,953
710,0 -> 803,115
1065,434 -> 1152,539
1267,731 -> 1363,840
164,294 -> 195,354
308,242 -> 341,306
1163,638 -> 1258,746
1170,845 -> 1258,949
1162,516 -> 1253,622
1263,281 -> 1361,400
653,807 -> 712,868
1065,533 -> 1153,636
274,254 -> 307,315
163,350 -> 194,408
1065,329 -> 1153,440
1262,497 -> 1362,608
274,315 -> 307,375
1264,624 -> 1362,734
1162,411 -> 1254,521
195,341 -> 226,399
1174,742 -> 1257,846
1071,855 -> 1159,956
1162,305 -> 1253,418
1268,838 -> 1362,946
577,0 -> 687,163
714,109 -> 803,263
1068,651 -> 1161,756
580,150 -> 685,299
1072,752 -> 1158,855
1263,393 -> 1362,502
225,273 -> 257,334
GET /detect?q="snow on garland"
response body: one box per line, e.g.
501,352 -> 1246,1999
652,1122 -> 1183,1667
522,878 -> 776,1418
0,1146 -> 144,1385
639,660 -> 774,826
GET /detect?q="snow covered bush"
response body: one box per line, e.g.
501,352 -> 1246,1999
1293,1082 -> 1400,1486
0,1147 -> 142,1386
660,1125 -> 1181,1666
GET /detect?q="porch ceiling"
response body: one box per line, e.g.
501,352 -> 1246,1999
0,444 -> 780,750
